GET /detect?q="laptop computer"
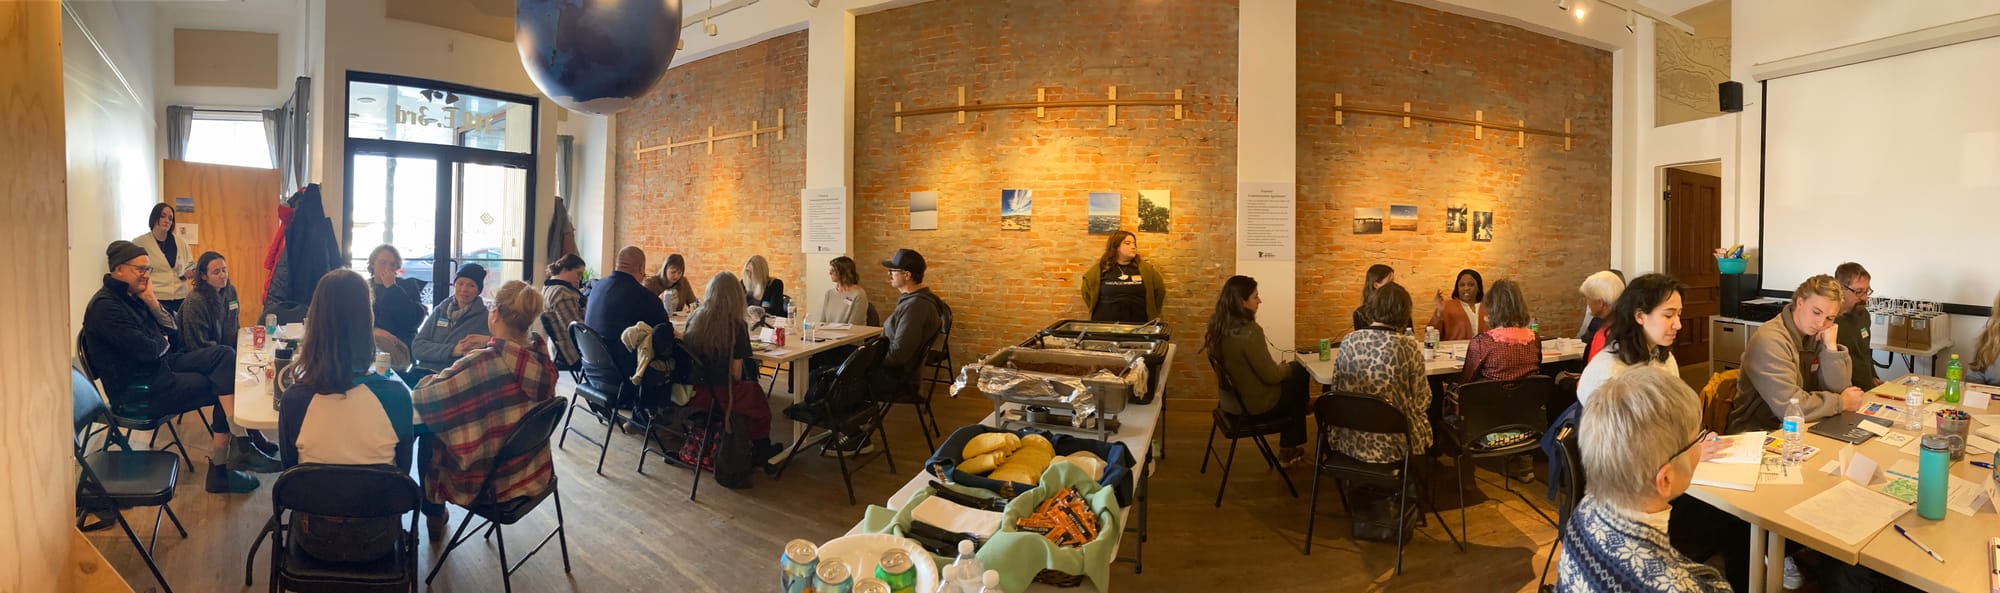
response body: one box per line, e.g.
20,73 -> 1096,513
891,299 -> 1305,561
1807,412 -> 1892,445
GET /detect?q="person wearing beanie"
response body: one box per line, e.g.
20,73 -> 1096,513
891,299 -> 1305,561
409,262 -> 492,378
81,240 -> 271,494
132,203 -> 196,315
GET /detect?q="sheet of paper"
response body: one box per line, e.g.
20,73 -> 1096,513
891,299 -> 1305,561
1876,460 -> 1923,504
1925,402 -> 1954,414
1819,460 -> 1842,475
1947,475 -> 1990,516
1858,420 -> 1892,436
1759,454 -> 1804,486
1859,402 -> 1905,419
1972,415 -> 2000,427
1712,431 -> 1766,464
1784,481 -> 1911,546
1692,459 -> 1760,491
1970,435 -> 2000,455
1899,435 -> 1924,456
1879,432 -> 1916,449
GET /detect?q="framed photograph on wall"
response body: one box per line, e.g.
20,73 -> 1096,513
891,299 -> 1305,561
1389,205 -> 1418,231
1088,192 -> 1120,234
1001,189 -> 1032,231
1138,189 -> 1170,233
910,191 -> 939,231
1472,211 -> 1494,242
1446,205 -> 1469,233
1352,208 -> 1384,234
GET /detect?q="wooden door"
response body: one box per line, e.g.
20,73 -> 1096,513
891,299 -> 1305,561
162,160 -> 281,328
1665,167 -> 1722,365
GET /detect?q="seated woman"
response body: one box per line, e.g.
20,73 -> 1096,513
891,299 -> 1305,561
1203,275 -> 1311,465
1577,270 -> 1625,362
278,269 -> 416,562
1457,279 -> 1540,385
1576,274 -> 1685,405
1727,275 -> 1864,434
540,254 -> 588,367
1351,264 -> 1395,331
412,281 -> 559,540
1428,268 -> 1490,341
818,256 -> 871,326
1968,290 -> 2000,385
742,255 -> 787,318
366,244 -> 429,369
1330,282 -> 1431,464
410,263 -> 491,377
680,272 -> 781,486
175,251 -> 240,351
659,253 -> 699,314
1556,367 -> 1731,593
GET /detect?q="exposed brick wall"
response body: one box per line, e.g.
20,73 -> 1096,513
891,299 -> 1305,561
854,0 -> 1240,400
1297,0 -> 1613,346
614,31 -> 808,294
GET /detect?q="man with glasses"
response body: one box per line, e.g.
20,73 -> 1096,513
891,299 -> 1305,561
1833,262 -> 1881,387
81,241 -> 269,493
873,251 -> 947,407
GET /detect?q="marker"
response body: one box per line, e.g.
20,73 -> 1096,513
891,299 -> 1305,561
1895,525 -> 1944,563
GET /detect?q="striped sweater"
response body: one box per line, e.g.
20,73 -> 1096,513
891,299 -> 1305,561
413,335 -> 558,507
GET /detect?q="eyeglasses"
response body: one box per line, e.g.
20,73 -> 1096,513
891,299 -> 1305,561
1842,284 -> 1873,297
1662,428 -> 1714,469
122,264 -> 154,275
887,269 -> 909,275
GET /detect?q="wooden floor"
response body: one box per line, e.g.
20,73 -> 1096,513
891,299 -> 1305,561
84,380 -> 1561,593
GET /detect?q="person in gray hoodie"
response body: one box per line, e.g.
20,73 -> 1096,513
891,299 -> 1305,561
1727,274 -> 1866,435
411,263 -> 492,375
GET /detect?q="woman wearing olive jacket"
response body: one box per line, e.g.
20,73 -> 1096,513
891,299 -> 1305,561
1079,231 -> 1165,324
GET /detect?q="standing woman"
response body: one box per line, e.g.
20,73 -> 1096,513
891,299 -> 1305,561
366,244 -> 429,361
659,253 -> 699,314
1428,268 -> 1490,341
177,252 -> 241,351
540,254 -> 588,367
132,203 -> 195,315
743,255 -> 787,318
1202,275 -> 1310,465
1081,231 -> 1165,324
1352,264 -> 1396,331
818,256 -> 871,326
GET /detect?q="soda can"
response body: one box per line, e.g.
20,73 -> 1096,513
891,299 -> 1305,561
779,539 -> 818,593
813,560 -> 853,593
1317,339 -> 1331,362
252,325 -> 267,349
874,550 -> 918,593
853,578 -> 890,593
775,327 -> 787,347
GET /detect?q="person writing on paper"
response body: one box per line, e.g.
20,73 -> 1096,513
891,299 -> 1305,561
1832,263 -> 1881,388
1351,264 -> 1396,331
1203,275 -> 1312,466
1556,367 -> 1732,593
817,256 -> 872,326
1576,274 -> 1684,405
1428,269 -> 1490,341
1080,231 -> 1165,324
1727,275 -> 1865,435
1577,270 -> 1625,362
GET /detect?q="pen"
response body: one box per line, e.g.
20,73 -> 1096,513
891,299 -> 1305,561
1896,525 -> 1945,563
1975,461 -> 1995,471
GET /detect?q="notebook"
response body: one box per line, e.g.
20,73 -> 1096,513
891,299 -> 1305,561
1808,412 -> 1892,445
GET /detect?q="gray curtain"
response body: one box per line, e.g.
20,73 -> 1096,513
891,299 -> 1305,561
165,105 -> 194,161
261,77 -> 312,195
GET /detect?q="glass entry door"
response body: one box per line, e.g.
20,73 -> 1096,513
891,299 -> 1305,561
450,162 -> 530,294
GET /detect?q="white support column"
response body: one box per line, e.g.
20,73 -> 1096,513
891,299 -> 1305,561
1238,0 -> 1299,350
801,8 -> 856,316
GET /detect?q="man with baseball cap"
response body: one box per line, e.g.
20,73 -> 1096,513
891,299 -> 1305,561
871,249 -> 949,430
82,240 -> 269,493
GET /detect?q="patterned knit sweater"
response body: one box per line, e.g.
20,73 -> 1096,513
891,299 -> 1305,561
1557,496 -> 1733,593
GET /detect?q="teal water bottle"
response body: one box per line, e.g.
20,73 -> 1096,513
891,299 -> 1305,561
1945,354 -> 1964,404
1919,434 -> 1951,520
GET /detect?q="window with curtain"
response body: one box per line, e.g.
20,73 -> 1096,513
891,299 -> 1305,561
184,114 -> 273,169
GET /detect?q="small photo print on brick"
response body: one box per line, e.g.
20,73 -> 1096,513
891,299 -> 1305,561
1138,189 -> 1170,233
1473,211 -> 1494,242
1088,192 -> 1120,235
1352,208 -> 1384,235
1389,205 -> 1418,231
1446,205 -> 1469,233
910,191 -> 939,231
1001,188 -> 1032,231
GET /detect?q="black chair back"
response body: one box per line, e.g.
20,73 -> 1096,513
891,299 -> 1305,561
541,314 -> 580,371
1550,419 -> 1585,519
494,398 -> 569,470
273,464 -> 421,519
72,367 -> 108,438
1313,389 -> 1412,436
1453,375 -> 1553,442
837,337 -> 889,407
1204,353 -> 1250,416
570,322 -> 634,379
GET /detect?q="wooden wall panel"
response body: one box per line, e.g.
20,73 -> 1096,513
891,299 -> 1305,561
162,160 -> 281,328
0,2 -> 78,591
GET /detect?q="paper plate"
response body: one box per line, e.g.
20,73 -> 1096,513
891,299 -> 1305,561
816,533 -> 940,591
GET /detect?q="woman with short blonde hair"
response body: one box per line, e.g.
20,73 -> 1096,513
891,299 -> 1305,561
742,255 -> 787,317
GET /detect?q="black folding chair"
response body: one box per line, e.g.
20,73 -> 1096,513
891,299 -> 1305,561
1199,354 -> 1300,507
71,367 -> 184,593
425,398 -> 573,593
265,464 -> 421,593
917,307 -> 956,431
1304,391 -> 1459,573
560,322 -> 636,475
540,313 -> 586,384
878,323 -> 945,453
776,336 -> 897,505
1445,375 -> 1557,539
77,335 -> 196,470
1537,418 -> 1584,592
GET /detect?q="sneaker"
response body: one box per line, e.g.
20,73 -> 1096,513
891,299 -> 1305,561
1277,446 -> 1307,468
1782,557 -> 1803,590
230,437 -> 284,474
205,461 -> 261,493
823,434 -> 878,457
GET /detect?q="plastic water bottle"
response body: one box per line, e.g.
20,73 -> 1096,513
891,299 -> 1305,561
938,540 -> 983,593
1425,326 -> 1440,360
975,570 -> 1002,593
1945,354 -> 1964,404
1905,386 -> 1927,431
1782,397 -> 1805,464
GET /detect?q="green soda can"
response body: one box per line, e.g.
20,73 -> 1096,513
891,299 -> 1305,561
1318,339 -> 1332,361
814,561 -> 853,593
780,539 -> 819,593
874,549 -> 918,593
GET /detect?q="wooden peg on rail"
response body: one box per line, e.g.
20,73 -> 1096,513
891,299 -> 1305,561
894,102 -> 903,133
777,108 -> 786,141
1564,119 -> 1571,151
1107,86 -> 1118,126
1173,89 -> 1183,120
1517,120 -> 1525,148
1402,102 -> 1411,128
706,126 -> 715,155
1037,88 -> 1045,118
1335,93 -> 1343,125
1475,110 -> 1484,140
956,86 -> 966,124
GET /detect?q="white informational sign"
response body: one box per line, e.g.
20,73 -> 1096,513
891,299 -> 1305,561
800,187 -> 848,255
175,223 -> 199,245
1237,181 -> 1294,261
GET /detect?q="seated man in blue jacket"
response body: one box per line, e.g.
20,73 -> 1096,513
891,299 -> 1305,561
81,241 -> 272,493
582,246 -> 669,418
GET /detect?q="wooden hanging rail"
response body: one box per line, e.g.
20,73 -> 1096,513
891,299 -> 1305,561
1333,93 -> 1572,150
633,108 -> 786,156
893,86 -> 1186,131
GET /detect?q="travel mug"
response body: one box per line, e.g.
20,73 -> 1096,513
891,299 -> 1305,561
1919,434 -> 1952,520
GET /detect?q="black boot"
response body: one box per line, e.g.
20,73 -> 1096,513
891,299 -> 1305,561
230,436 -> 284,473
245,430 -> 281,457
205,458 -> 261,493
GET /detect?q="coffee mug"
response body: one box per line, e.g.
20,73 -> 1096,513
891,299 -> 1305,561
1934,410 -> 1971,461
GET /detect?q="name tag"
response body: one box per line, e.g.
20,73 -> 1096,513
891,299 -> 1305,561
436,319 -> 450,328
226,299 -> 240,311
843,297 -> 855,306
1861,328 -> 1870,340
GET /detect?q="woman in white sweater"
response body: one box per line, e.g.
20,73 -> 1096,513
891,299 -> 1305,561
132,203 -> 196,314
1576,274 -> 1686,405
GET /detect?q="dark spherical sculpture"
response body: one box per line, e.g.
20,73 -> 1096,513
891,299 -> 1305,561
516,0 -> 683,115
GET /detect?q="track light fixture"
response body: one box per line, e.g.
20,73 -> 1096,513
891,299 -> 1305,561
1555,0 -> 1569,11
704,18 -> 717,36
807,0 -> 819,6
1626,11 -> 1637,33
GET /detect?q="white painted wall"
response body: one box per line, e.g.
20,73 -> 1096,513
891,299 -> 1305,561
63,0 -> 160,338
1238,0 -> 1298,351
150,0 -> 307,110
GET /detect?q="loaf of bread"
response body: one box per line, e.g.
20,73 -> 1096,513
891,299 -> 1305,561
988,434 -> 1055,485
959,432 -> 1023,475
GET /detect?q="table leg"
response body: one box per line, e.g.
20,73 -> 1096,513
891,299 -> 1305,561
768,357 -> 829,465
1748,524 -> 1767,593
1762,529 -> 1785,593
